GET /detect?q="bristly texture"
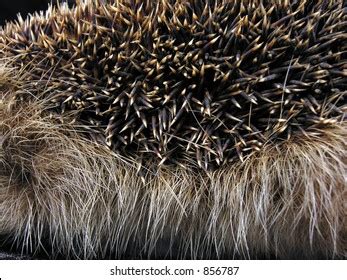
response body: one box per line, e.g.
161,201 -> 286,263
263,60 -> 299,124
0,0 -> 346,259
0,0 -> 345,169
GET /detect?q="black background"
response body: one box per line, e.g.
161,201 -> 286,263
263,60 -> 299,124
0,0 -> 74,26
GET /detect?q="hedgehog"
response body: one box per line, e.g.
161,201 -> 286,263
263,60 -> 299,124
0,0 -> 346,259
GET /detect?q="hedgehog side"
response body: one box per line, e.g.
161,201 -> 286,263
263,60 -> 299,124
0,67 -> 346,258
0,0 -> 346,259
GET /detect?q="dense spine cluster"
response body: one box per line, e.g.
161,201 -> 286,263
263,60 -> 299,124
1,0 -> 346,169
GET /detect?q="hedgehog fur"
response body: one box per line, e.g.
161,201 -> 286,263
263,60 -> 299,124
0,0 -> 346,259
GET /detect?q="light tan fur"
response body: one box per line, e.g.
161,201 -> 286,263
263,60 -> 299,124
1,72 -> 345,258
